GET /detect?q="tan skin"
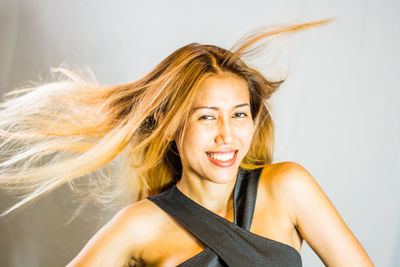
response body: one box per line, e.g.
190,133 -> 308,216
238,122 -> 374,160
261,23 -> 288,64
67,74 -> 373,267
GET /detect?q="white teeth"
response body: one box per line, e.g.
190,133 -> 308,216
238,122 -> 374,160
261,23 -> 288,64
207,152 -> 235,161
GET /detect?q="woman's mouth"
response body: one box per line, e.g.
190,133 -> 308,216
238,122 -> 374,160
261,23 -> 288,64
205,150 -> 238,167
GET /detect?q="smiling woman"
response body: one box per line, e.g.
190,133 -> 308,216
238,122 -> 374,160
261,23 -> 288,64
0,20 -> 373,266
175,74 -> 254,186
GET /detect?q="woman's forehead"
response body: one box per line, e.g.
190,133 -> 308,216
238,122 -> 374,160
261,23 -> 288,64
192,74 -> 250,107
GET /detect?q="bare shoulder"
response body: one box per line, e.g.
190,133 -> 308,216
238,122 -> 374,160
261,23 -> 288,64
260,161 -> 313,184
259,161 -> 317,224
67,198 -> 165,266
260,161 -> 374,266
116,198 -> 166,240
260,161 -> 316,200
119,198 -> 165,229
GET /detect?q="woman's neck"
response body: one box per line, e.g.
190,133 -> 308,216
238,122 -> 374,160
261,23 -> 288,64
176,172 -> 237,217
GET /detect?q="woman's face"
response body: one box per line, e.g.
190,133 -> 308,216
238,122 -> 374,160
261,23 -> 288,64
176,73 -> 255,184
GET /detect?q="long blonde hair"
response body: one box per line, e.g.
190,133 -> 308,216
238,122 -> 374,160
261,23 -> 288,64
0,20 -> 330,215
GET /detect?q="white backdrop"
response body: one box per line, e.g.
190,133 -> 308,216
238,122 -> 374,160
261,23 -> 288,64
0,0 -> 399,266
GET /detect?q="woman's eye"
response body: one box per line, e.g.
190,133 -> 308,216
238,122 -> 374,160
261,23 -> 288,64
198,115 -> 215,120
234,112 -> 247,118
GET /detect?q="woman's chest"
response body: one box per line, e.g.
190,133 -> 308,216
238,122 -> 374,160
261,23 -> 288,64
138,190 -> 301,266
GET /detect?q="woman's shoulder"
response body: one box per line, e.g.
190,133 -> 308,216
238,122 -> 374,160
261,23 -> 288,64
67,199 -> 166,266
258,161 -> 318,220
260,161 -> 315,191
258,161 -> 338,229
100,199 -> 164,249
258,162 -> 373,266
114,198 -> 167,240
120,198 -> 163,218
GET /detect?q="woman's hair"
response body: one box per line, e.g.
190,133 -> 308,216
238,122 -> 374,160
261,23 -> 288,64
0,20 -> 329,215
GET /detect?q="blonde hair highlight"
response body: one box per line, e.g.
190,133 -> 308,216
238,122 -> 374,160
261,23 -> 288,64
0,19 -> 330,216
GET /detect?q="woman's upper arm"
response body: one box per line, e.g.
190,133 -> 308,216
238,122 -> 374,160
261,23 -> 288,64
276,162 -> 373,266
66,200 -> 154,267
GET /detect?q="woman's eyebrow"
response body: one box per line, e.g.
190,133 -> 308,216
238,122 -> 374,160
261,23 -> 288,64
191,103 -> 249,111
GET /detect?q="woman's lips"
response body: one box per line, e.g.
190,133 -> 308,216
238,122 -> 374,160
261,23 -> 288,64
206,150 -> 238,167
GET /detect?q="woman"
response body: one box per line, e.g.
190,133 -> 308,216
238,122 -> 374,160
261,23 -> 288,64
0,20 -> 373,266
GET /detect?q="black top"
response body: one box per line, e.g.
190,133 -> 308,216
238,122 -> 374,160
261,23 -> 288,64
148,168 -> 302,266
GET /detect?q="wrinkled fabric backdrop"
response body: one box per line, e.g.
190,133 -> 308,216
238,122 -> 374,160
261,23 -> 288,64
0,0 -> 399,266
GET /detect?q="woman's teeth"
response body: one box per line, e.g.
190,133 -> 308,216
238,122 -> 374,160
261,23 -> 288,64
207,152 -> 235,161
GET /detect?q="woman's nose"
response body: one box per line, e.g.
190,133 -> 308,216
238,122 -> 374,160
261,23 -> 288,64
215,118 -> 233,144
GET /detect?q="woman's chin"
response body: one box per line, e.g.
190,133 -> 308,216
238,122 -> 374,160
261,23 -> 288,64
205,168 -> 240,184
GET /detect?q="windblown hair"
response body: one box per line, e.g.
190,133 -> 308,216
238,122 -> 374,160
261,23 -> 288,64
0,20 -> 330,215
